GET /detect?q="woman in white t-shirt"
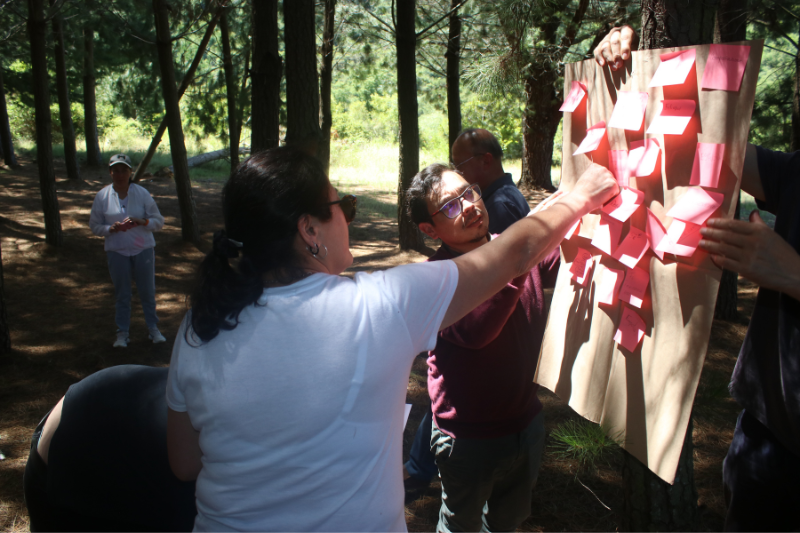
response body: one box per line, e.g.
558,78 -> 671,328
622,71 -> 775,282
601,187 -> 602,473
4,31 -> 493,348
166,146 -> 616,532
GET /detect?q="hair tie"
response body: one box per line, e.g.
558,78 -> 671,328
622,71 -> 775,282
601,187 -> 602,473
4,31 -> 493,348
213,230 -> 243,259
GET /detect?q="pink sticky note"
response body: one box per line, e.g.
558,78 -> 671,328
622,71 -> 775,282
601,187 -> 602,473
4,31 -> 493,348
597,267 -> 625,306
591,214 -> 623,255
658,219 -> 703,257
614,305 -> 646,352
608,91 -> 649,131
666,187 -> 725,225
689,143 -> 725,188
646,100 -> 696,135
646,208 -> 668,260
569,247 -> 594,286
574,122 -> 607,156
602,187 -> 645,222
701,44 -> 750,91
618,266 -> 650,308
612,227 -> 649,269
565,219 -> 580,240
608,150 -> 630,187
560,81 -> 587,112
648,48 -> 697,88
628,139 -> 661,177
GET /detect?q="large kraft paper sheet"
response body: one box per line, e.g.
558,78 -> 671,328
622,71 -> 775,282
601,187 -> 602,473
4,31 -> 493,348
535,41 -> 763,483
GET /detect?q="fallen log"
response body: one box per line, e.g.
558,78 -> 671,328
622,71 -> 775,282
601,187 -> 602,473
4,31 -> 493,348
153,146 -> 251,179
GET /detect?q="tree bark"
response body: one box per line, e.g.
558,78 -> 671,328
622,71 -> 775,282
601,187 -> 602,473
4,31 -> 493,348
0,242 -> 9,355
792,20 -> 799,152
28,0 -> 63,247
251,0 -> 282,152
235,48 -> 250,150
396,0 -> 424,251
83,27 -> 103,167
521,67 -> 560,191
0,65 -> 18,167
220,8 -> 240,172
153,0 -> 200,245
639,0 -> 718,50
446,0 -> 462,158
51,0 -> 80,181
319,0 -> 336,174
283,0 -> 321,154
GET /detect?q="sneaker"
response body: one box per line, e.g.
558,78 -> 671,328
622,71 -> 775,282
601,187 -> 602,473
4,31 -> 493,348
113,331 -> 129,348
148,327 -> 167,344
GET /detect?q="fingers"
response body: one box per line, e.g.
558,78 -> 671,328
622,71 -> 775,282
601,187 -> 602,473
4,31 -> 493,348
704,217 -> 758,234
594,25 -> 636,71
619,25 -> 635,60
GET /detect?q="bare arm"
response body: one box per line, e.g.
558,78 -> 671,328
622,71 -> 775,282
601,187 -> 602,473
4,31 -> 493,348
167,408 -> 203,481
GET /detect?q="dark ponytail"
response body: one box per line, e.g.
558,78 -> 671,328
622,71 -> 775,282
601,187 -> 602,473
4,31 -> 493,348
187,147 -> 332,344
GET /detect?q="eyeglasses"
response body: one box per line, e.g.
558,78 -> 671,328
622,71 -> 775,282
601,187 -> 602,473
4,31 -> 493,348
429,184 -> 482,219
453,153 -> 486,169
327,194 -> 358,223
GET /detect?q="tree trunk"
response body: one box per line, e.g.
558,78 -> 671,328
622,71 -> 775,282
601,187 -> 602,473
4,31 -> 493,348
251,0 -> 282,152
792,20 -> 799,152
396,0 -> 424,251
220,9 -> 240,173
83,27 -> 103,167
0,65 -> 18,167
283,0 -> 321,154
521,67 -> 560,191
319,0 -> 336,174
28,0 -> 63,247
153,0 -> 200,245
235,48 -> 250,150
639,0 -> 718,50
0,242 -> 9,355
51,0 -> 80,181
446,0 -> 462,158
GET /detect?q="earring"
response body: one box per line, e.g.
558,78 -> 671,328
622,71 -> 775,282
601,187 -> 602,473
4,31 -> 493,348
307,243 -> 329,259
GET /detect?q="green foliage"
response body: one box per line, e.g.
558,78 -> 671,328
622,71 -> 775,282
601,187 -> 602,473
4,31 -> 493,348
549,419 -> 621,471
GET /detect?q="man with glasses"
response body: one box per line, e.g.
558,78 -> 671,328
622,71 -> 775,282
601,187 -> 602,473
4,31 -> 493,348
406,164 -> 560,532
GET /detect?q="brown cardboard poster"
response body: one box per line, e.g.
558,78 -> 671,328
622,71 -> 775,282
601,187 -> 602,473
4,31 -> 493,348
535,41 -> 763,483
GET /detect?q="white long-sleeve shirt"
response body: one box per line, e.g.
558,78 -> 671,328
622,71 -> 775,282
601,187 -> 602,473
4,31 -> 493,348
90,183 -> 165,256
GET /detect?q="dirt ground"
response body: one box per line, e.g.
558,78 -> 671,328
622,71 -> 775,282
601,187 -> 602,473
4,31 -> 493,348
0,156 -> 750,531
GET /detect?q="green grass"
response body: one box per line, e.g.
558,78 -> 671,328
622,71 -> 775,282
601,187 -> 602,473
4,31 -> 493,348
549,419 -> 621,471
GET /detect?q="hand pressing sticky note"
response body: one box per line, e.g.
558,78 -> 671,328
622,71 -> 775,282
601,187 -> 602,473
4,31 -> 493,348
689,143 -> 725,188
614,305 -> 647,352
666,187 -> 725,225
602,187 -> 645,223
657,219 -> 703,257
565,219 -> 581,240
597,267 -> 625,306
560,80 -> 587,112
591,214 -> 623,255
569,247 -> 594,286
608,91 -> 649,131
646,100 -> 696,135
612,227 -> 649,269
648,48 -> 697,88
608,150 -> 630,187
618,266 -> 650,308
701,44 -> 750,92
628,139 -> 661,177
646,208 -> 669,260
574,122 -> 607,156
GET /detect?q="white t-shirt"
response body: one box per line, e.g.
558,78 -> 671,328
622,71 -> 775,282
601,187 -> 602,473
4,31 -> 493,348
166,260 -> 459,532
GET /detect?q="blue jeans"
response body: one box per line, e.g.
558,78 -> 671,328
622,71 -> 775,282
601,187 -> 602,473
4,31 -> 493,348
433,412 -> 545,532
107,248 -> 159,332
405,406 -> 439,482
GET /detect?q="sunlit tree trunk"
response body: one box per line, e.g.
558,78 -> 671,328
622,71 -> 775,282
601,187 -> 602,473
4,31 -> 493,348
522,67 -> 560,192
319,0 -> 336,174
83,27 -> 103,167
51,0 -> 80,181
220,8 -> 240,172
283,0 -> 321,155
446,0 -> 462,158
0,65 -> 17,167
251,0 -> 282,151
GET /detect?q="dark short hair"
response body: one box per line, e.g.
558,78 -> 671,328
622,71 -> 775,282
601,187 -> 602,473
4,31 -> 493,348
406,163 -> 454,227
457,128 -> 503,160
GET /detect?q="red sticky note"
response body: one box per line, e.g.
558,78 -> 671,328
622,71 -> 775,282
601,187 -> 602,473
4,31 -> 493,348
701,44 -> 750,92
646,208 -> 668,260
618,266 -> 650,308
591,214 -> 623,255
658,219 -> 703,257
597,267 -> 625,305
648,48 -> 697,88
646,100 -> 696,135
565,219 -> 580,240
689,143 -> 725,188
574,122 -> 607,156
666,187 -> 725,225
608,91 -> 649,131
602,187 -> 645,223
569,247 -> 594,286
614,305 -> 646,351
608,150 -> 630,187
612,227 -> 649,269
560,81 -> 587,112
628,139 -> 661,177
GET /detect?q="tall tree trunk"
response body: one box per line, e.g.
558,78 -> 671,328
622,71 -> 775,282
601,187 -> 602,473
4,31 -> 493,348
0,243 -> 9,355
236,48 -> 250,151
251,0 -> 282,152
446,0 -> 462,159
640,0 -> 718,49
319,0 -> 336,174
396,0 -> 424,250
0,65 -> 17,167
28,0 -> 62,246
521,67 -> 560,191
220,8 -> 240,172
792,20 -> 799,152
283,0 -> 321,154
51,0 -> 80,181
83,27 -> 103,167
153,0 -> 200,245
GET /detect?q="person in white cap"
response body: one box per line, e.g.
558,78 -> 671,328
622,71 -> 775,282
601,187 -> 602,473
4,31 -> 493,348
89,154 -> 166,348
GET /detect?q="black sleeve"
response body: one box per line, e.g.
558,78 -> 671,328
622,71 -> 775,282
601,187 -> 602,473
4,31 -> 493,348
754,146 -> 800,216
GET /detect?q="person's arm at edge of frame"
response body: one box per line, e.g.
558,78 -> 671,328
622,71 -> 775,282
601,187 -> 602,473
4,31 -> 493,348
441,163 -> 618,330
167,408 -> 202,481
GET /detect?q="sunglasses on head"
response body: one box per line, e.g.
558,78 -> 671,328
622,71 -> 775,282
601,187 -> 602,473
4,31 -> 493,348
327,194 -> 358,223
429,184 -> 482,219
